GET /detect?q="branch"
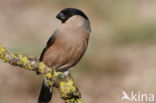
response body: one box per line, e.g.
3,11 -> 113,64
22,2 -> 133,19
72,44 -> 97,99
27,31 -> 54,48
0,45 -> 83,103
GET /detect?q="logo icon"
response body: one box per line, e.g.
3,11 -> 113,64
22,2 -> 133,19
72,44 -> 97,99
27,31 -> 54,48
121,91 -> 130,101
121,91 -> 154,102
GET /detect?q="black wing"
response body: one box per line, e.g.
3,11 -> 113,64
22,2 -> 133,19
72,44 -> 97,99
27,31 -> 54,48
40,30 -> 58,61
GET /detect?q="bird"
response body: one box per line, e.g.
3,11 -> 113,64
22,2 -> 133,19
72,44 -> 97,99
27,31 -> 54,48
38,8 -> 91,103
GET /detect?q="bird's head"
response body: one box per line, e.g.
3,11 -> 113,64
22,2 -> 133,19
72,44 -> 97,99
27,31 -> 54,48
56,8 -> 88,23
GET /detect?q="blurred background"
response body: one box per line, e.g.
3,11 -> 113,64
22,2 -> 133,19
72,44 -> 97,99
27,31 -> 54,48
0,0 -> 156,103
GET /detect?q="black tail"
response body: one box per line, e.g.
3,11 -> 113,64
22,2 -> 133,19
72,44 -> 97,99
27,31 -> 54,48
38,81 -> 53,103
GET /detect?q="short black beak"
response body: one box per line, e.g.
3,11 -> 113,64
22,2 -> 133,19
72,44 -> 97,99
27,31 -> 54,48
56,12 -> 63,20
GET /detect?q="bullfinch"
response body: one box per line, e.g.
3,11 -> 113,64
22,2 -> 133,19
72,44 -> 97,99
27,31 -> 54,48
38,8 -> 91,103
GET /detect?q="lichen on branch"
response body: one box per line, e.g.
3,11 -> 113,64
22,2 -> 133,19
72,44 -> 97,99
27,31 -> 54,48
0,45 -> 83,103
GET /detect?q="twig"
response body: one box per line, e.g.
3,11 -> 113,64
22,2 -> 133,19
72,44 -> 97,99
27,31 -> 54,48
0,45 -> 83,103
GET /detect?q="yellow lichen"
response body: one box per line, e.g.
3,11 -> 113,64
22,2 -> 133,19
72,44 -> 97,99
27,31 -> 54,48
26,63 -> 32,70
0,47 -> 7,60
44,73 -> 52,79
65,98 -> 83,103
0,45 -> 83,103
0,46 -> 5,54
53,70 -> 62,77
8,51 -> 16,58
59,79 -> 76,98
44,79 -> 53,86
18,54 -> 28,65
4,54 -> 9,62
77,99 -> 83,103
39,62 -> 45,73
66,98 -> 75,103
